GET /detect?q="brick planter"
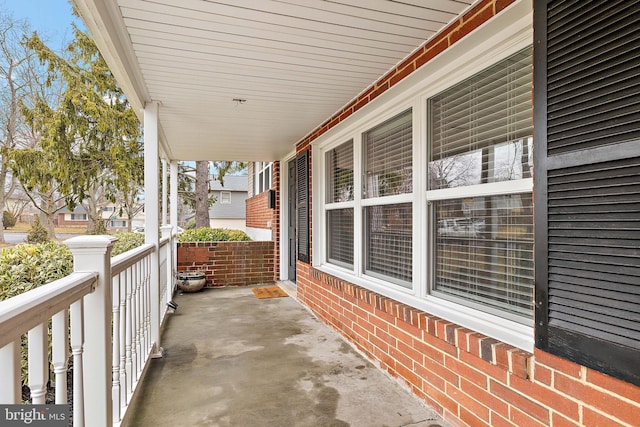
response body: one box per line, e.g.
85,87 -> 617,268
177,241 -> 275,287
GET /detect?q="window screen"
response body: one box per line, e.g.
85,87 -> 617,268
326,141 -> 354,268
327,209 -> 354,268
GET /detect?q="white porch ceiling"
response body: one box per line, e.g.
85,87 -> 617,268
72,0 -> 474,161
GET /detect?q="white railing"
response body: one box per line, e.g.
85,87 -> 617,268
0,232 -> 178,427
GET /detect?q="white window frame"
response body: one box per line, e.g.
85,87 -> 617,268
220,191 -> 231,204
254,162 -> 272,194
312,0 -> 534,351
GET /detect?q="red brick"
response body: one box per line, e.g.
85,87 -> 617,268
423,331 -> 457,357
494,343 -> 510,370
444,355 -> 488,389
413,338 -> 445,364
551,412 -> 582,427
490,379 -> 549,424
509,407 -> 548,427
395,361 -> 421,390
423,355 -> 459,387
420,383 -> 460,416
490,412 -> 515,427
460,378 -> 509,418
586,368 -> 640,404
374,327 -> 397,348
583,407 -> 630,427
389,346 -> 413,371
534,349 -> 583,378
510,373 -> 580,421
455,328 -> 474,353
555,373 -> 639,426
395,318 -> 422,338
447,383 -> 490,422
459,350 -> 508,384
459,406 -> 490,427
508,349 -> 531,379
415,361 -> 446,392
397,340 -> 423,365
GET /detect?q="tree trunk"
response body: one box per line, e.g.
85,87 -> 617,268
195,160 -> 210,228
40,194 -> 57,240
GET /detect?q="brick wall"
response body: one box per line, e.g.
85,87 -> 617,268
298,268 -> 640,427
177,241 -> 275,287
246,191 -> 275,230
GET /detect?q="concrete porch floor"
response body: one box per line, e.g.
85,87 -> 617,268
124,284 -> 452,427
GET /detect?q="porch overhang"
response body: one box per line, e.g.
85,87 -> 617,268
71,0 -> 475,162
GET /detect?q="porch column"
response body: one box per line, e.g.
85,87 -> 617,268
66,235 -> 116,427
144,101 -> 162,357
170,160 -> 178,231
170,160 -> 179,284
162,159 -> 168,226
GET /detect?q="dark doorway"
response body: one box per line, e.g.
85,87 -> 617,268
287,159 -> 297,282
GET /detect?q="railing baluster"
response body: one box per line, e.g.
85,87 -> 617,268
70,300 -> 85,427
111,273 -> 121,422
28,323 -> 48,404
144,255 -> 151,354
119,271 -> 127,408
0,340 -> 21,403
52,309 -> 69,404
132,260 -> 140,382
125,265 -> 133,398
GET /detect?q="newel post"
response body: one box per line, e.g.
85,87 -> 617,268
66,235 -> 116,427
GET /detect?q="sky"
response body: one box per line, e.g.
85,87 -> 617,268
2,0 -> 83,51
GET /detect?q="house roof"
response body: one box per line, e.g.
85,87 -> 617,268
210,175 -> 248,191
71,0 -> 475,162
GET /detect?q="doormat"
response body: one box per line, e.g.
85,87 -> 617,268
252,286 -> 288,299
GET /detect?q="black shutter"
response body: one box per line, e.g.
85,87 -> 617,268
534,0 -> 640,386
296,150 -> 310,263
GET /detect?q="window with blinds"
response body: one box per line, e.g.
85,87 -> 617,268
429,47 -> 533,190
428,47 -> 534,320
365,203 -> 412,286
326,141 -> 354,203
364,109 -> 412,198
433,195 -> 534,320
361,110 -> 413,285
326,141 -> 354,268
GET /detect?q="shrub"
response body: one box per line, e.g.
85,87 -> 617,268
3,211 -> 16,229
112,232 -> 145,256
26,217 -> 50,244
0,243 -> 73,302
178,227 -> 251,242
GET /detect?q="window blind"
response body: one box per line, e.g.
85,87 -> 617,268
326,141 -> 354,203
327,209 -> 354,268
430,48 -> 533,190
433,195 -> 534,320
364,203 -> 412,286
364,109 -> 413,198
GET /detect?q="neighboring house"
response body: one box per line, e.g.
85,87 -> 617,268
56,205 -> 89,228
76,1 -> 640,426
208,175 -> 247,231
57,205 -> 134,230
